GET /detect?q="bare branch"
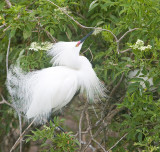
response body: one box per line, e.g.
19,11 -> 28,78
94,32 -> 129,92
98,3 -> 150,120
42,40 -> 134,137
0,24 -> 6,29
43,28 -> 57,43
5,0 -> 12,8
92,105 -> 99,119
118,28 -> 139,42
46,0 -> 138,55
10,118 -> 36,152
82,43 -> 94,61
79,102 -> 88,149
85,109 -> 92,137
120,48 -> 132,53
106,107 -> 125,124
109,72 -> 124,98
3,25 -> 11,32
82,140 -> 92,152
6,35 -> 11,76
83,109 -> 107,152
46,0 -> 118,42
106,133 -> 128,152
65,31 -> 72,42
0,94 -> 14,108
18,113 -> 22,152
92,138 -> 107,152
117,41 -> 120,54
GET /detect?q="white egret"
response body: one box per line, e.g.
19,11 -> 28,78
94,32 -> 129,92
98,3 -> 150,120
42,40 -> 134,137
6,31 -> 106,124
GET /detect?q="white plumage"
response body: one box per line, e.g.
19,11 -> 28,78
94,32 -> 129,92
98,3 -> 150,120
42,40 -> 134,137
6,41 -> 105,124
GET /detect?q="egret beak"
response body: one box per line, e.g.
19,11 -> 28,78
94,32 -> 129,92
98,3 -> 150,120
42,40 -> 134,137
76,30 -> 94,47
76,41 -> 81,47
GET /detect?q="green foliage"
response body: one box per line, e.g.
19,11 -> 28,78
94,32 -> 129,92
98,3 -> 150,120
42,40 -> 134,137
118,92 -> 160,151
26,117 -> 79,152
0,0 -> 160,151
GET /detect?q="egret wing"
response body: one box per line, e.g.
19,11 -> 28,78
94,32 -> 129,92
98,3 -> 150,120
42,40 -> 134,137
22,66 -> 78,123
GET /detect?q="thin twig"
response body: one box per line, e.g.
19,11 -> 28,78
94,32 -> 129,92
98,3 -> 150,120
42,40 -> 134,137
18,113 -> 22,152
82,43 -> 94,62
6,35 -> 11,76
118,28 -> 139,42
120,48 -> 132,53
46,0 -> 118,42
82,107 -> 126,152
82,140 -> 92,152
109,72 -> 124,98
0,94 -> 14,108
79,102 -> 88,149
44,29 -> 57,43
0,24 -> 6,29
46,0 -> 138,55
92,105 -> 99,119
106,133 -> 128,152
88,48 -> 94,62
92,138 -> 107,152
102,73 -> 125,118
84,109 -> 107,152
10,118 -> 36,152
38,22 -> 57,43
5,0 -> 12,8
116,41 -> 120,54
65,31 -> 72,42
85,109 -> 92,137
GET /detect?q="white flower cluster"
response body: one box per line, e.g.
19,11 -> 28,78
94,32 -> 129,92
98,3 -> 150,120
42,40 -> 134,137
130,39 -> 152,51
29,42 -> 53,52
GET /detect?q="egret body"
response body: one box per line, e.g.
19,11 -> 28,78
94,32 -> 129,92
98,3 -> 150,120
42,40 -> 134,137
6,31 -> 106,124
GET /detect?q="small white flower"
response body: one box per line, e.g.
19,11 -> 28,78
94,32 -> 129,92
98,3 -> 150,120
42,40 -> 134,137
136,39 -> 144,46
29,42 -> 53,51
130,39 -> 152,51
139,46 -> 146,51
147,45 -> 152,49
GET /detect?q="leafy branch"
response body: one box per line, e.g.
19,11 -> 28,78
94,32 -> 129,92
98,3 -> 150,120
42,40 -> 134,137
46,0 -> 139,54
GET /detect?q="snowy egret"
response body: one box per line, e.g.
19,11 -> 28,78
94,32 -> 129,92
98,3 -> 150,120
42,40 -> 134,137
6,31 -> 106,124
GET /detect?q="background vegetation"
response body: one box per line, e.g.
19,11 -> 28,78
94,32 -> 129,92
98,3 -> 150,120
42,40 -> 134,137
0,0 -> 160,151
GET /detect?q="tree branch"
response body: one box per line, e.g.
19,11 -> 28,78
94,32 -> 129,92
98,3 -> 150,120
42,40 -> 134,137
79,102 -> 88,149
45,0 -> 139,55
0,94 -> 14,108
118,28 -> 139,42
5,0 -> 12,8
92,138 -> 107,152
0,24 -> 6,29
120,48 -> 132,53
10,118 -> 36,152
106,133 -> 128,152
45,0 -> 118,42
82,43 -> 94,62
109,72 -> 124,98
6,35 -> 11,76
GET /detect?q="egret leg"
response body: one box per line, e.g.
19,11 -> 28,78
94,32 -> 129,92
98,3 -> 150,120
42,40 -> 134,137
48,118 -> 66,133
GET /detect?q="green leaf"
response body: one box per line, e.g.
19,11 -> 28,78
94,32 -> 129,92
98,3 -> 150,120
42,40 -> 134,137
138,132 -> 143,142
127,82 -> 140,93
66,28 -> 72,40
10,29 -> 16,38
89,0 -> 98,12
23,25 -> 32,39
129,78 -> 144,83
50,28 -> 54,35
0,2 -> 5,10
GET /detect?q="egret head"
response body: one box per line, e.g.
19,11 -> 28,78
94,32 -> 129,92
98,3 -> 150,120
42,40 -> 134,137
76,30 -> 94,47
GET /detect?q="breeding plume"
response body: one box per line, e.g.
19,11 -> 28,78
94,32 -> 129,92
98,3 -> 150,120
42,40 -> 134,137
6,31 -> 106,124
